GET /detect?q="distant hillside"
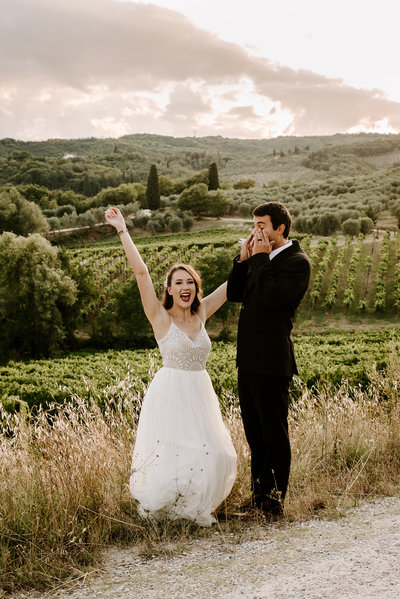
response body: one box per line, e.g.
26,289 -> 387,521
302,137 -> 400,176
0,132 -> 396,159
1,132 -> 400,186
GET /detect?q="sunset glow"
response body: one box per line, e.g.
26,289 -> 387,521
1,0 -> 399,140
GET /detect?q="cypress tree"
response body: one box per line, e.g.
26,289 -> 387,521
82,174 -> 92,197
146,164 -> 160,210
208,162 -> 220,191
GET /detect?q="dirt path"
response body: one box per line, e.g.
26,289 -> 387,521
13,496 -> 400,599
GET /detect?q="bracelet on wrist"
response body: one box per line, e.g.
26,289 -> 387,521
117,229 -> 128,235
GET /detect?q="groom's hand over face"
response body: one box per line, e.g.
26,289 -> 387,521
239,229 -> 256,261
252,227 -> 274,255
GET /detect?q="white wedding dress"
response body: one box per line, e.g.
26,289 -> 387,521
130,319 -> 237,526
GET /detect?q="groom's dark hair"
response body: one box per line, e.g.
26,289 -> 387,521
253,202 -> 292,238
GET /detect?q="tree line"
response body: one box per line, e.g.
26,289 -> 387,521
0,162 -> 227,236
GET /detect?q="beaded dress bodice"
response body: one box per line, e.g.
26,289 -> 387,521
157,320 -> 211,371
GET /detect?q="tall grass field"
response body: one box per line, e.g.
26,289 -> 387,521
1,344 -> 400,593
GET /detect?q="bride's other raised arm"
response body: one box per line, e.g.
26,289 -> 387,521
199,282 -> 227,322
105,207 -> 166,329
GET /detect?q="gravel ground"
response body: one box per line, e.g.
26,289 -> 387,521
11,496 -> 400,599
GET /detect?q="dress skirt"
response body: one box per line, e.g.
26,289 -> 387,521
130,366 -> 237,526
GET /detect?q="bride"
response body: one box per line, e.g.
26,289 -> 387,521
105,207 -> 237,526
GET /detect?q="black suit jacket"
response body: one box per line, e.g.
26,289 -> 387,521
227,241 -> 311,376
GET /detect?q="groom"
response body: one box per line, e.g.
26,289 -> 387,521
227,201 -> 311,517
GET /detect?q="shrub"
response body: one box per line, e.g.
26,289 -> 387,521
233,179 -> 256,190
314,212 -> 341,236
177,184 -> 210,215
342,218 -> 361,237
0,187 -> 49,236
169,215 -> 183,233
0,233 -> 77,361
360,216 -> 374,234
238,202 -> 251,217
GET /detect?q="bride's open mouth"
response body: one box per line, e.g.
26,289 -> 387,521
180,292 -> 191,303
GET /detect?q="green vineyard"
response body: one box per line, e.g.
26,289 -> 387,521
2,227 -> 399,411
301,230 -> 400,314
68,227 -> 400,326
1,329 -> 399,410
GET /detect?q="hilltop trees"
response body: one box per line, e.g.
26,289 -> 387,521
146,164 -> 160,210
1,134 -> 399,239
16,183 -> 58,210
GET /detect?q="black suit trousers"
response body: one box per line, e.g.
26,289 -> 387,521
238,370 -> 291,512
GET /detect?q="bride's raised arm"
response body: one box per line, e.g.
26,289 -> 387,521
105,207 -> 167,330
199,282 -> 227,322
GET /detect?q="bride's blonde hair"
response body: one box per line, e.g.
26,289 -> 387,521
162,264 -> 203,313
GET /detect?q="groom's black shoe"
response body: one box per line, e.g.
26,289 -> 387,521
261,509 -> 283,522
257,498 -> 284,521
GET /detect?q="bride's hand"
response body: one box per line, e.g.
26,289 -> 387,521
105,206 -> 125,229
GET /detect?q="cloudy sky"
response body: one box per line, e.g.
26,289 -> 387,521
1,0 -> 400,141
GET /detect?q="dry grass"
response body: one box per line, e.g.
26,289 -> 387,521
1,349 -> 400,593
287,377 -> 400,519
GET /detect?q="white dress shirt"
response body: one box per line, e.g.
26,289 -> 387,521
269,240 -> 292,261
